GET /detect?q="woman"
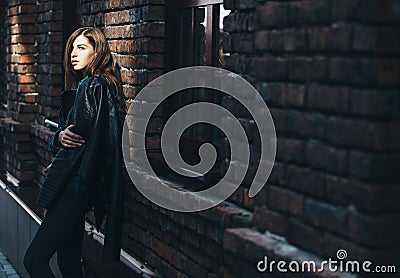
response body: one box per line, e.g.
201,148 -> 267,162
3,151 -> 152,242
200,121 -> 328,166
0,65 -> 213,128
23,27 -> 125,278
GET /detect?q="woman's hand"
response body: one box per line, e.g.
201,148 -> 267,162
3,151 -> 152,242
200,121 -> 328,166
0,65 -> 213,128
58,124 -> 85,148
43,208 -> 47,217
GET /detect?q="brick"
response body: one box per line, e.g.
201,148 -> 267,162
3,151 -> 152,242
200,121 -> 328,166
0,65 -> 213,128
108,39 -> 138,53
288,0 -> 330,24
371,0 -> 400,23
304,198 -> 348,236
19,84 -> 36,93
288,56 -> 327,82
10,34 -> 35,44
287,110 -> 310,138
8,4 -> 37,15
224,54 -> 247,73
15,103 -> 38,113
254,206 -> 287,235
223,12 -> 255,32
179,240 -> 219,273
307,140 -> 347,175
12,168 -> 35,181
11,64 -> 36,74
276,137 -> 306,165
269,28 -> 305,52
353,26 -> 400,54
267,185 -> 304,216
308,26 -> 351,51
230,33 -> 254,53
223,228 -> 272,262
325,175 -> 400,212
308,112 -> 325,139
90,1 -> 105,13
257,82 -> 286,107
143,5 -> 165,21
326,117 -> 400,150
269,108 -> 286,134
266,161 -> 285,187
145,22 -> 165,37
146,54 -> 163,68
120,68 -> 143,85
329,57 -> 374,85
145,38 -> 164,53
10,44 -> 37,54
350,88 -> 400,118
105,10 -> 129,25
286,165 -> 325,198
106,0 -> 120,9
251,56 -> 286,81
254,31 -> 268,51
307,84 -> 350,114
287,219 -> 323,256
10,24 -> 40,34
348,209 -> 400,247
256,2 -> 288,27
322,233 -> 400,265
349,151 -> 400,182
375,58 -> 400,85
235,0 -> 255,10
331,0 -> 364,22
104,25 -> 137,39
8,14 -> 35,24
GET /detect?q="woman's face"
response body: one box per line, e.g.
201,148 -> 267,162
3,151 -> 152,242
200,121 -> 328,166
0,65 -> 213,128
71,35 -> 95,71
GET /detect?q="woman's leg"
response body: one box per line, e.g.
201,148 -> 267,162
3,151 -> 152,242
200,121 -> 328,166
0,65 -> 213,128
23,191 -> 88,278
56,214 -> 85,278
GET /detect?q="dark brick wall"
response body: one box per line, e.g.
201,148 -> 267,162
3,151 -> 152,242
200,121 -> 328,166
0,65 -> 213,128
0,0 -> 399,277
0,0 -> 38,185
0,0 -> 7,178
221,0 -> 400,276
30,0 -> 64,186
0,1 -> 7,110
35,0 -> 64,125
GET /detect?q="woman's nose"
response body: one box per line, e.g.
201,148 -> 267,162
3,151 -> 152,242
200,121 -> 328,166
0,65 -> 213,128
71,48 -> 77,57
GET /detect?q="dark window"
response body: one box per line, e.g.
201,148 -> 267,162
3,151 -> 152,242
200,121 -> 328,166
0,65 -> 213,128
159,0 -> 230,186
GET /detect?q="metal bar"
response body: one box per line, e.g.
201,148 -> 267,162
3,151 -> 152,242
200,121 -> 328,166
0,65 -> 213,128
0,178 -> 158,277
84,222 -> 159,277
178,0 -> 222,8
205,5 -> 213,66
45,119 -> 59,128
0,179 -> 42,225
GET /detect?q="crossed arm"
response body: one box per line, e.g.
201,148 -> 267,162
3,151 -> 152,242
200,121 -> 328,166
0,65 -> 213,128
55,124 -> 85,148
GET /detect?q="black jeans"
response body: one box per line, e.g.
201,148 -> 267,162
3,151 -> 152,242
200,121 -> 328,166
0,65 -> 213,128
24,180 -> 92,278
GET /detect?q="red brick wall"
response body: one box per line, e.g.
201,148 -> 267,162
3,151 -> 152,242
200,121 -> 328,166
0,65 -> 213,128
35,0 -> 64,125
30,0 -> 64,186
1,0 -> 38,185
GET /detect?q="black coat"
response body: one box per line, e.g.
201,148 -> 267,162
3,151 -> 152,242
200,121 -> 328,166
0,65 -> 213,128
37,76 -> 124,261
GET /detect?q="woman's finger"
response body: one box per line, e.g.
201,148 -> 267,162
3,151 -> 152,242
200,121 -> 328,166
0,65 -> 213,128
62,138 -> 83,148
66,131 -> 82,140
64,134 -> 85,144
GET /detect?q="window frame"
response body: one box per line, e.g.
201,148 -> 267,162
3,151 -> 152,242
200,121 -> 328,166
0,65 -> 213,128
158,0 -> 225,180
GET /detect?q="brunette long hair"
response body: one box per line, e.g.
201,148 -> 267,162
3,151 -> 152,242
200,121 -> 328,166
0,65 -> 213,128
64,27 -> 121,100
